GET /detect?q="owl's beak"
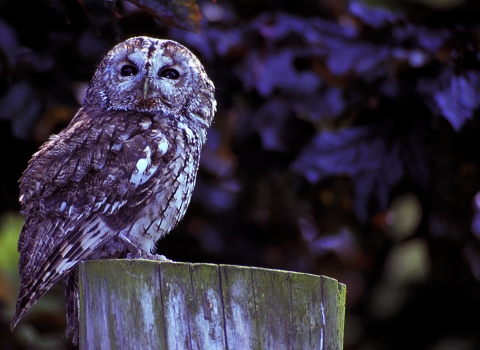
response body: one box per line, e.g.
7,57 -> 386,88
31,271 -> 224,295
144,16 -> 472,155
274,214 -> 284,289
143,80 -> 149,99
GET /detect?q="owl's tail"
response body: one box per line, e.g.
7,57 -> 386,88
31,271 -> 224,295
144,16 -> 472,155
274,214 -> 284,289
11,216 -> 111,338
63,267 -> 80,345
11,265 -> 67,331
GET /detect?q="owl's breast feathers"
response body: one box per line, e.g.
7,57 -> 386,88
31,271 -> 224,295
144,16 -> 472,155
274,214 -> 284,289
12,106 -> 202,329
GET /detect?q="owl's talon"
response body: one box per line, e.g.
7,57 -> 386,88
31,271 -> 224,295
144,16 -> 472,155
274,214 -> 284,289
128,250 -> 170,262
119,234 -> 170,261
149,254 -> 171,262
119,233 -> 142,258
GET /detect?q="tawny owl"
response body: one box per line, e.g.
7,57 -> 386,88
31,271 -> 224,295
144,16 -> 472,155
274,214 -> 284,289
10,36 -> 216,343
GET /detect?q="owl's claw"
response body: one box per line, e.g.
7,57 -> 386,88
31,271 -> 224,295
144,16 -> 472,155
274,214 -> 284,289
119,233 -> 141,257
130,252 -> 171,262
126,250 -> 170,261
119,233 -> 171,261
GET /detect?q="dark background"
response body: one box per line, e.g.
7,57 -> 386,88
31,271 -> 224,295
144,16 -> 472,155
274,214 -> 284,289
1,0 -> 480,349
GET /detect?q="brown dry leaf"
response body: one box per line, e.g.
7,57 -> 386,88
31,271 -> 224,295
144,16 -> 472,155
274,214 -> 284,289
127,0 -> 201,32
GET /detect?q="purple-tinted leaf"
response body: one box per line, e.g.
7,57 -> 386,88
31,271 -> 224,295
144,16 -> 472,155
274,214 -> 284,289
434,72 -> 480,131
293,126 -> 382,182
171,23 -> 243,62
251,98 -> 291,151
0,81 -> 42,139
247,13 -> 339,47
308,227 -> 359,261
240,50 -> 322,96
415,26 -> 450,53
313,17 -> 359,41
298,216 -> 319,242
256,13 -> 312,42
471,192 -> 480,242
392,24 -> 450,53
127,0 -> 201,32
466,192 -> 480,281
349,0 -> 404,28
326,40 -> 390,78
293,87 -> 346,123
0,19 -> 18,70
417,70 -> 447,113
238,89 -> 345,153
169,27 -> 214,61
208,28 -> 243,56
293,121 -> 427,220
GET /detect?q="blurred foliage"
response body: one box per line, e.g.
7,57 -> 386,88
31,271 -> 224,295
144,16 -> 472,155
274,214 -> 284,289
1,0 -> 480,349
0,213 -> 21,319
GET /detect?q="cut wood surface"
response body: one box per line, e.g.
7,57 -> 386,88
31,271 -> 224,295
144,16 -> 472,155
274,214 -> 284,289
79,260 -> 346,350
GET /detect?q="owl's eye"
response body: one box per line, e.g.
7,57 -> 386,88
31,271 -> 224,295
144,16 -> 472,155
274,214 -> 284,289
159,68 -> 180,80
120,65 -> 138,76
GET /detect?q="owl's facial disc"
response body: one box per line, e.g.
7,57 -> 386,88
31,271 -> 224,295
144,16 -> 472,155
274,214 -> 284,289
104,42 -> 193,113
85,36 -> 215,124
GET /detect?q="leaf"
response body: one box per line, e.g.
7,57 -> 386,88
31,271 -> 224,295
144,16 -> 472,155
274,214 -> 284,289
0,18 -> 18,69
0,81 -> 42,139
390,24 -> 450,54
471,192 -> 480,242
127,0 -> 201,32
349,0 -> 404,28
326,40 -> 391,77
292,120 -> 428,220
239,50 -> 322,96
293,126 -> 382,181
414,26 -> 450,53
433,72 -> 480,131
308,227 -> 359,261
208,28 -> 243,56
293,87 -> 346,124
250,98 -> 292,152
257,13 -> 313,42
417,70 -> 480,131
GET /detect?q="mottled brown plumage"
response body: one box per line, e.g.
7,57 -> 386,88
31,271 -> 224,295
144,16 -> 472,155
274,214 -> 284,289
11,37 -> 216,343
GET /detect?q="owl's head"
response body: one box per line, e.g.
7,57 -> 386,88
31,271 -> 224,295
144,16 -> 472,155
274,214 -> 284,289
84,37 -> 215,127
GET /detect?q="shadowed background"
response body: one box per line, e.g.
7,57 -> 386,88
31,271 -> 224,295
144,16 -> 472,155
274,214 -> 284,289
1,0 -> 480,349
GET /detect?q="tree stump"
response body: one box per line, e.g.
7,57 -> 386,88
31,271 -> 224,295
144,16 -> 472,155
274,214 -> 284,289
79,260 -> 346,350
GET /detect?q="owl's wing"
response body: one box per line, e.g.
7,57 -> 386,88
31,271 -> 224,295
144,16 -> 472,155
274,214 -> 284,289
12,107 -> 168,329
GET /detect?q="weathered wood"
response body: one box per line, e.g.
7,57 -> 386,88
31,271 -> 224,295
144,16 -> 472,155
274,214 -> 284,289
79,260 -> 346,350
